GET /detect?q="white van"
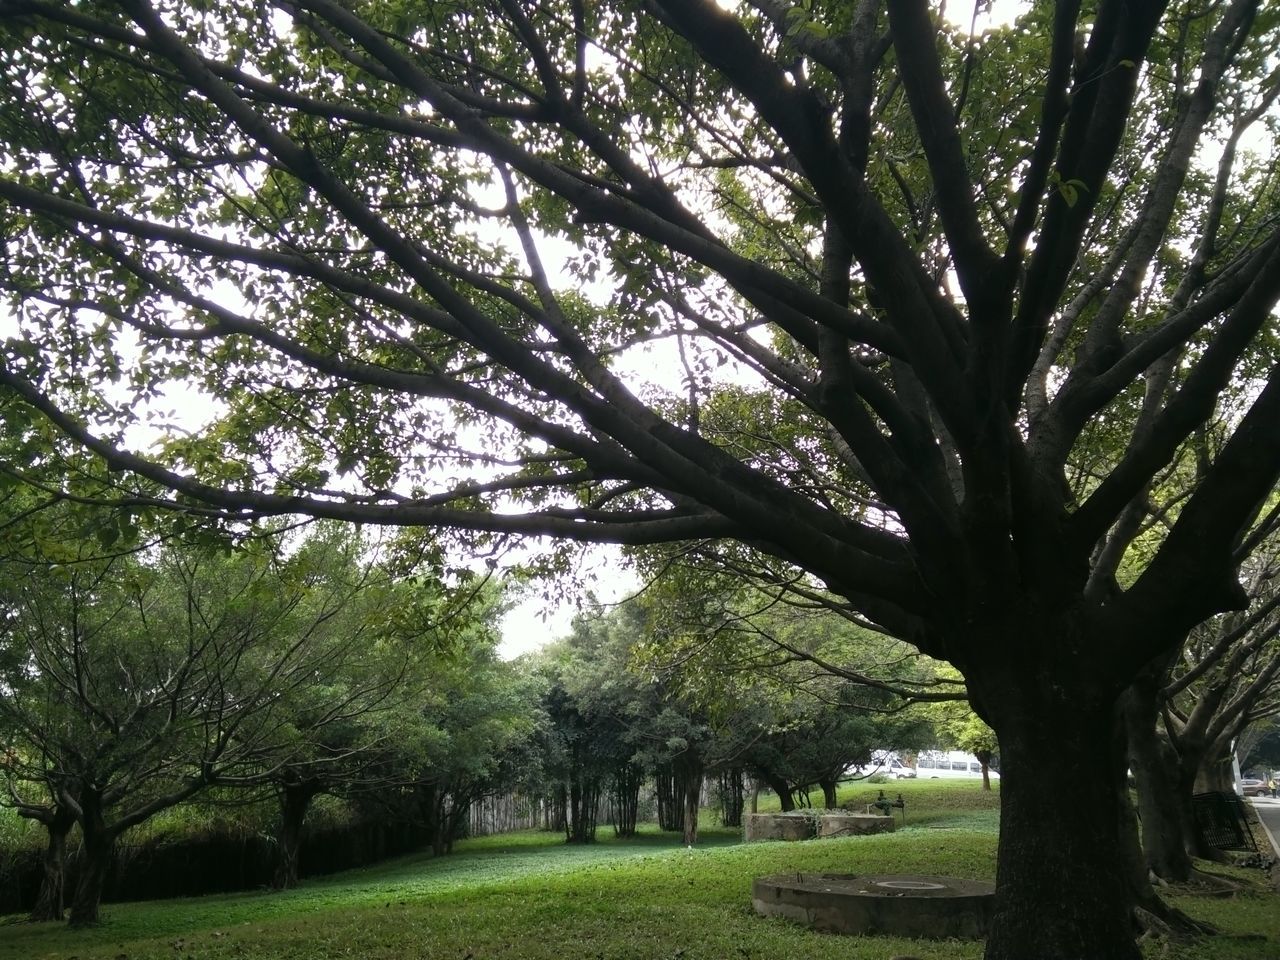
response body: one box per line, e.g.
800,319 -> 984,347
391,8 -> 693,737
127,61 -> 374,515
866,750 -> 917,779
913,750 -> 999,780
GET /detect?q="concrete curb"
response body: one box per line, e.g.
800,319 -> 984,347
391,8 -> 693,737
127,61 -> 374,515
1249,799 -> 1280,859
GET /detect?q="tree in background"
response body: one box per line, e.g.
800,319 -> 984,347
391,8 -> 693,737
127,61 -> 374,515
917,669 -> 1000,790
552,609 -> 654,840
0,484 -> 148,922
403,616 -> 538,857
1125,536 -> 1280,880
3,4 -> 1280,955
1241,720 -> 1280,775
529,612 -> 664,844
532,603 -> 742,847
215,526 -> 427,890
635,569 -> 946,808
0,524 -> 412,924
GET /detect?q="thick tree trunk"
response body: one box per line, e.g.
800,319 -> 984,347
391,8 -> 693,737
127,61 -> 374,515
1123,675 -> 1195,881
819,777 -> 838,810
415,782 -> 451,855
272,780 -> 321,890
1115,694 -> 1215,939
1177,747 -> 1236,863
1194,750 -> 1235,793
978,679 -> 1141,960
67,791 -> 113,929
679,761 -> 703,846
29,804 -> 76,922
444,794 -> 470,853
760,772 -> 795,812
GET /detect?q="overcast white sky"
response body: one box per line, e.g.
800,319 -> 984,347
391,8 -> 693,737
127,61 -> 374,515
497,543 -> 639,659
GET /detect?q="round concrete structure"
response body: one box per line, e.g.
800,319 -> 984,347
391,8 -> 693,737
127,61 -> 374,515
752,873 -> 995,939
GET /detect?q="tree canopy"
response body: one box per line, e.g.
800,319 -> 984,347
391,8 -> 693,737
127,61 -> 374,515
2,2 -> 1279,957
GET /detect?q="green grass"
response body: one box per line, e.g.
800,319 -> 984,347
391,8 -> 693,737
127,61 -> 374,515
1,781 -> 1275,960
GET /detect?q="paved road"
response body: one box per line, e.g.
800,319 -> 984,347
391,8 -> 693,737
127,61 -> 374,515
1250,796 -> 1280,857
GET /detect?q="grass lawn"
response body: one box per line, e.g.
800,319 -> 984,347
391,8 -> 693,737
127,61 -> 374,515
1,781 -> 1274,959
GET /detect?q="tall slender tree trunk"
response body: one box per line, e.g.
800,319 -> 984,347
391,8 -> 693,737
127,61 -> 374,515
655,765 -> 683,832
975,749 -> 994,791
612,762 -> 642,837
28,804 -> 76,922
679,760 -> 703,846
415,781 -> 452,855
549,783 -> 567,837
567,772 -> 599,843
718,767 -> 744,827
416,782 -> 437,848
444,791 -> 471,853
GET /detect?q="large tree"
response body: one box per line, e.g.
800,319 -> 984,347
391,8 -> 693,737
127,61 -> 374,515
1,2 -> 1279,956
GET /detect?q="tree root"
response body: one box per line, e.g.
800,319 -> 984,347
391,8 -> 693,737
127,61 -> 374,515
1132,891 -> 1218,943
1177,866 -> 1247,897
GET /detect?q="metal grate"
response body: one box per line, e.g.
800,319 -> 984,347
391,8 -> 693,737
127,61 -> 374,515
1190,791 -> 1257,851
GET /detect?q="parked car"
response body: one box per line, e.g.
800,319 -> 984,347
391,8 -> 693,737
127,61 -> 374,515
1238,778 -> 1266,796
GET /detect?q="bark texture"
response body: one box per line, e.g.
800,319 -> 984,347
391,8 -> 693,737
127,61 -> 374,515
1124,673 -> 1196,881
28,804 -> 76,922
968,616 -> 1143,960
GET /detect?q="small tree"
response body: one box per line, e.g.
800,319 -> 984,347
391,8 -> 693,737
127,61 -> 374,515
405,623 -> 537,855
0,526 -> 407,923
919,670 -> 1001,790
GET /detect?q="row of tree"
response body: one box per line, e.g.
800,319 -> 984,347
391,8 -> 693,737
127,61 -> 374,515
0,504 -> 977,925
11,498 -> 1280,936
0,503 -> 536,925
527,596 -> 938,846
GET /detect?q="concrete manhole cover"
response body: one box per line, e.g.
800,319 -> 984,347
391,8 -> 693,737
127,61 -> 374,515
752,873 -> 995,938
